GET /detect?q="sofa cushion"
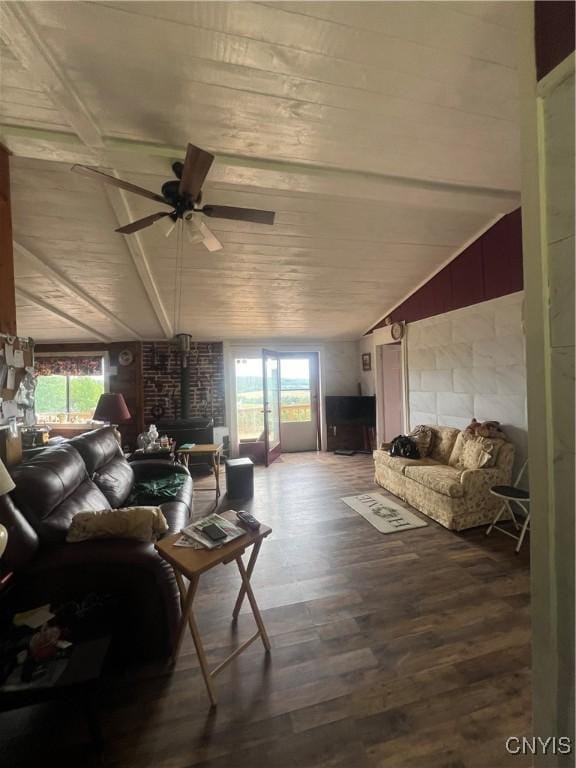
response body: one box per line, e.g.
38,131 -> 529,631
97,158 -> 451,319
69,427 -> 123,474
404,464 -> 464,498
429,427 -> 461,464
448,432 -> 466,467
374,450 -> 441,475
408,425 -> 434,458
10,444 -> 111,543
93,459 -> 135,507
458,437 -> 495,470
70,427 -> 135,507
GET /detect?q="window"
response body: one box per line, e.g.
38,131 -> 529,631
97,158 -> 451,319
35,356 -> 104,424
235,358 -> 264,440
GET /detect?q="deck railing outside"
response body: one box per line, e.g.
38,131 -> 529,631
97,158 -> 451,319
237,403 -> 311,440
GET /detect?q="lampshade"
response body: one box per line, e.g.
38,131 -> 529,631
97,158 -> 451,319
0,458 -> 15,496
93,393 -> 131,423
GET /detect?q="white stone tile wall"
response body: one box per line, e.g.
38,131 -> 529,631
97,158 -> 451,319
406,292 -> 527,468
322,341 -> 360,395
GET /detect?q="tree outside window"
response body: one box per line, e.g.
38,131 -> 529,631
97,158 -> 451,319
35,356 -> 105,423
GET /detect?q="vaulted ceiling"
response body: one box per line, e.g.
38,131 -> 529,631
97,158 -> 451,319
0,1 -> 521,342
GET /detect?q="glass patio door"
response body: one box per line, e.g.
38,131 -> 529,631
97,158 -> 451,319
262,349 -> 281,466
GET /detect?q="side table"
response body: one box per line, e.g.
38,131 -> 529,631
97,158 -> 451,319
155,511 -> 272,706
0,636 -> 110,750
127,448 -> 174,462
175,443 -> 223,505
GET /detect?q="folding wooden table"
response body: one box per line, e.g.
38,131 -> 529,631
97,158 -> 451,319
155,512 -> 272,706
174,443 -> 223,505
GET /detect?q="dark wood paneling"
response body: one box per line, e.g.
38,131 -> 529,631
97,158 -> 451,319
109,342 -> 144,449
369,208 -> 523,331
535,0 -> 576,81
0,144 -> 16,336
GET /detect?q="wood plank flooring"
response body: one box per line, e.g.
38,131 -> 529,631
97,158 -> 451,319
2,452 -> 531,767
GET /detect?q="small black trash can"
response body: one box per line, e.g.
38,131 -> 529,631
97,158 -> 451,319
225,457 -> 254,500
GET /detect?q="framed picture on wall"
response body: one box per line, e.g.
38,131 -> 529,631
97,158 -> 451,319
362,352 -> 371,371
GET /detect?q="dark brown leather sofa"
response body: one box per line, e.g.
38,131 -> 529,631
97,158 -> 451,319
0,427 -> 192,660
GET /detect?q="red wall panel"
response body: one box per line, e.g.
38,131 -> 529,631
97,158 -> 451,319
369,208 -> 523,331
535,0 -> 575,81
450,240 -> 485,310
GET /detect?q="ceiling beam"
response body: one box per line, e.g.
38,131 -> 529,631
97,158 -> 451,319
0,124 -> 521,215
103,185 -> 173,339
0,4 -> 103,148
16,287 -> 111,342
13,240 -> 142,339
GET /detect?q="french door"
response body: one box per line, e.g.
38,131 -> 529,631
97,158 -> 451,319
278,353 -> 320,452
262,349 -> 281,466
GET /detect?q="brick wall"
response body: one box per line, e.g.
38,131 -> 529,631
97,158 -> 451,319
142,341 -> 225,426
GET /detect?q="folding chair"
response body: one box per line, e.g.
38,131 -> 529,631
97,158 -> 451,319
486,459 -> 530,553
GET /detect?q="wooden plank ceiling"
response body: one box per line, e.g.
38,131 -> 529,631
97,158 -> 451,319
0,1 -> 521,342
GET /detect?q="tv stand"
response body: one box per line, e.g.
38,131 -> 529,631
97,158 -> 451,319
326,424 -> 374,453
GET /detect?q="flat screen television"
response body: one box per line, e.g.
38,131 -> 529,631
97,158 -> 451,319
325,396 -> 376,427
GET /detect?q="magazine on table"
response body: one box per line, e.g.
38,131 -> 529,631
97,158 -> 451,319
176,512 -> 244,550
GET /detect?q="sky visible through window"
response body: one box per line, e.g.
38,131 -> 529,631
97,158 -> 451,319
235,357 -> 312,437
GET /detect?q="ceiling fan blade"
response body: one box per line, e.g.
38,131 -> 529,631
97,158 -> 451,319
201,204 -> 275,225
178,143 -> 214,202
115,211 -> 172,235
196,219 -> 223,252
72,165 -> 169,205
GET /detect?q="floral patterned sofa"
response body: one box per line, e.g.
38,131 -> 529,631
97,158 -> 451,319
373,426 -> 515,531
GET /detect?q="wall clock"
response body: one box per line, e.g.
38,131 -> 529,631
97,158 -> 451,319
118,349 -> 134,366
391,322 -> 404,341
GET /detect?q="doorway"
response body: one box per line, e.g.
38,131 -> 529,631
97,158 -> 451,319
279,353 -> 319,453
233,351 -> 319,465
378,343 -> 404,443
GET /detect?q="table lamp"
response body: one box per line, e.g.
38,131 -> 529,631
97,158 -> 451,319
0,458 -> 15,559
93,393 -> 131,425
93,393 -> 131,445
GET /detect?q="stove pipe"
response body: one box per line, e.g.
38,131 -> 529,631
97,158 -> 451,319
175,334 -> 193,420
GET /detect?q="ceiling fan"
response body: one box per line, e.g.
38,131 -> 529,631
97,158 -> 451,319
71,143 -> 275,252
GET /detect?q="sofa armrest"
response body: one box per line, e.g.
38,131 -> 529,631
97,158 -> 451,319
131,460 -> 190,482
460,467 -> 504,496
26,539 -> 180,659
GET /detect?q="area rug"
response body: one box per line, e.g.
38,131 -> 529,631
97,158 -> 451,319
341,492 -> 428,534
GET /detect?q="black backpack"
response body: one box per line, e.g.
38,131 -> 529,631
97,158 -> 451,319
389,435 -> 420,459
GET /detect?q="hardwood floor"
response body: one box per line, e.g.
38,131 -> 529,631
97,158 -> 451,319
3,452 -> 531,767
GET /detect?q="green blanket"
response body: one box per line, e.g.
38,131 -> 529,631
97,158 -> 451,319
130,474 -> 187,505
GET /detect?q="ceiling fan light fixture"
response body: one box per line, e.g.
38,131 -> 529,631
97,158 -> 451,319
185,220 -> 203,245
